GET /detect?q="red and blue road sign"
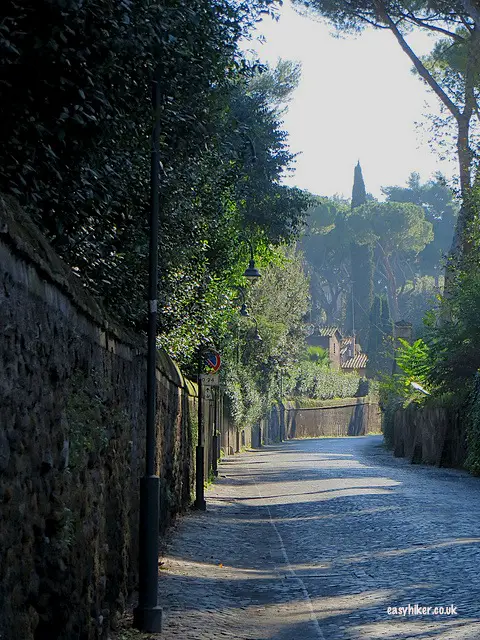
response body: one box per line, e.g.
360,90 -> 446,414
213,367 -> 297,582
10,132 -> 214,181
205,352 -> 221,373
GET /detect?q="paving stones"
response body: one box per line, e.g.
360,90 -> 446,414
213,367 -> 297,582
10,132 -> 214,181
140,437 -> 480,639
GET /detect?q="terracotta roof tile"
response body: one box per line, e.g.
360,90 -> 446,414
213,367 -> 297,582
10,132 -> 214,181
341,353 -> 368,369
316,325 -> 342,337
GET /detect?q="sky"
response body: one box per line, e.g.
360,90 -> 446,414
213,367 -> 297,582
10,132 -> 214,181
247,2 -> 456,200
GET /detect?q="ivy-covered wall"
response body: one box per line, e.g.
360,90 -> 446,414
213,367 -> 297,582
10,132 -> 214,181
0,196 -> 197,640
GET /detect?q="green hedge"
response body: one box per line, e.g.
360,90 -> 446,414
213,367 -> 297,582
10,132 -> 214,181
285,362 -> 369,401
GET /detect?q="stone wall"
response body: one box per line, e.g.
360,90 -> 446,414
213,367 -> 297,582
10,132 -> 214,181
0,196 -> 199,640
256,404 -> 285,446
248,399 -> 380,446
219,395 -> 252,456
283,398 -> 381,440
392,404 -> 466,468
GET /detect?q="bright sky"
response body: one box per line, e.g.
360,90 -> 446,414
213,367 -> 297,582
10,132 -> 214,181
248,2 -> 456,199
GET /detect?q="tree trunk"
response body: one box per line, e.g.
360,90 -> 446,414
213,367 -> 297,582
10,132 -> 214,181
379,249 -> 399,321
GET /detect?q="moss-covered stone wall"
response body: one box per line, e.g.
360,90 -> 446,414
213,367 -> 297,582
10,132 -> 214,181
0,195 -> 196,640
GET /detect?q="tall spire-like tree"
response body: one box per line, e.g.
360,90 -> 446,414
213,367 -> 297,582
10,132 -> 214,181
347,161 -> 373,346
351,161 -> 367,209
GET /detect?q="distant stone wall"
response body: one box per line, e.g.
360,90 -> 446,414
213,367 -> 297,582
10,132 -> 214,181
392,404 -> 466,468
219,394 -> 252,455
284,398 -> 381,439
0,196 -> 198,640
256,404 -> 284,446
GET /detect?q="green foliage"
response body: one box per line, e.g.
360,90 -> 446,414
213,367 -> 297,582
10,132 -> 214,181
379,335 -> 435,447
378,374 -> 406,449
221,244 -> 311,428
0,0 -> 310,368
368,296 -> 395,376
304,346 -> 329,367
377,238 -> 480,466
367,296 -> 383,375
351,201 -> 434,256
351,161 -> 367,209
395,338 -> 431,389
416,256 -> 480,472
383,173 -> 458,279
348,242 -> 373,343
248,59 -> 302,109
293,0 -> 480,465
367,295 -> 393,377
419,30 -> 479,169
224,366 -> 263,429
302,175 -> 435,337
465,376 -> 480,475
351,200 -> 433,321
300,196 -> 351,325
397,275 -> 443,337
285,361 -> 362,400
66,372 -> 127,469
293,0 -> 477,269
377,336 -> 431,418
424,265 -> 480,392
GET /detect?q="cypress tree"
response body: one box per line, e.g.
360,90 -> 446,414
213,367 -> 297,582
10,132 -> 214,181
351,161 -> 367,208
348,162 -> 374,346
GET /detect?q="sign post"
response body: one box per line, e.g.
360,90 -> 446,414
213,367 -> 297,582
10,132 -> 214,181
194,352 -> 206,511
194,351 -> 221,510
200,373 -> 219,386
205,353 -> 221,478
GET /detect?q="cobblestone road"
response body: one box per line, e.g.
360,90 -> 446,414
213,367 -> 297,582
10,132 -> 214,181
155,436 -> 480,639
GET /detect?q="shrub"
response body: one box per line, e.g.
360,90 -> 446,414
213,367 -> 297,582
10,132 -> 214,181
285,361 -> 363,400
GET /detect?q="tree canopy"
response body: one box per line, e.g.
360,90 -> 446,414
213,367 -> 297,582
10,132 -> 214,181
302,164 -> 436,332
292,0 -> 480,262
0,0 -> 312,367
383,172 -> 459,278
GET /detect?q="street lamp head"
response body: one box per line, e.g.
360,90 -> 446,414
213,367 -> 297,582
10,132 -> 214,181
240,302 -> 249,317
253,328 -> 263,342
243,259 -> 261,283
251,317 -> 262,342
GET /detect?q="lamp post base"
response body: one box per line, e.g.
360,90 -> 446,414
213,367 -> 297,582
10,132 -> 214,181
134,475 -> 162,632
133,606 -> 163,632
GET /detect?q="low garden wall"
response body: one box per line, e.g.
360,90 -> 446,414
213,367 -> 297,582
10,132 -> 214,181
285,398 -> 381,439
254,398 -> 380,443
391,403 -> 466,468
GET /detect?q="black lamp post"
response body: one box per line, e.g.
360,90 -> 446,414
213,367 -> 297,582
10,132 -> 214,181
133,78 -> 163,633
194,340 -> 221,509
237,286 -> 249,317
194,348 -> 207,511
